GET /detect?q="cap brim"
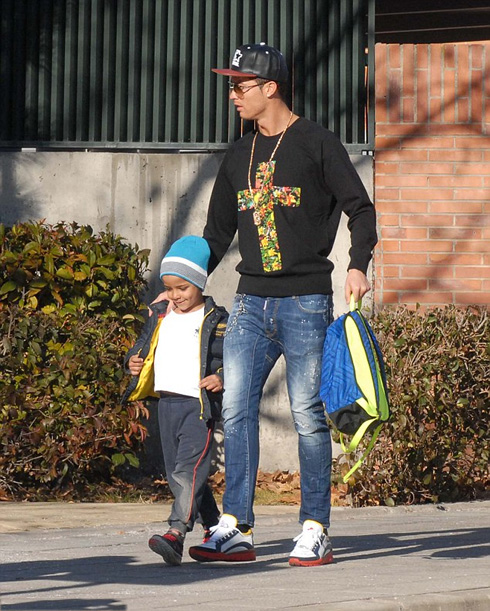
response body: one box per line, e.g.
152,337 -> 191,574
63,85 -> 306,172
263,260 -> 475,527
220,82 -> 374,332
212,68 -> 258,78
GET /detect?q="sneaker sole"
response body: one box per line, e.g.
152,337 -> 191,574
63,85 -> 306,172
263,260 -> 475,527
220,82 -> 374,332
188,547 -> 256,563
288,551 -> 334,567
148,537 -> 182,566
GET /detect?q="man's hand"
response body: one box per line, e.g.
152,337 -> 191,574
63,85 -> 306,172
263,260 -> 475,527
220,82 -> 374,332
148,291 -> 174,316
199,374 -> 223,393
344,268 -> 371,303
128,354 -> 144,376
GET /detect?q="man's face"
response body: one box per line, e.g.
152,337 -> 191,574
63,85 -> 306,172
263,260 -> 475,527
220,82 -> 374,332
229,77 -> 268,121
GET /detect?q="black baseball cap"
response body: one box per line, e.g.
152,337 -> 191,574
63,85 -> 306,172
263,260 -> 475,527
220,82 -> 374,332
213,43 -> 288,83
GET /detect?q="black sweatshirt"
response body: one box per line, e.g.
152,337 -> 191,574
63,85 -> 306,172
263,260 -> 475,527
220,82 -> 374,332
204,117 -> 378,297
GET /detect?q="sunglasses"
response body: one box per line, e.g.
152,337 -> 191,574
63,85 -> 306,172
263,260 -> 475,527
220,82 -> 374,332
228,80 -> 263,97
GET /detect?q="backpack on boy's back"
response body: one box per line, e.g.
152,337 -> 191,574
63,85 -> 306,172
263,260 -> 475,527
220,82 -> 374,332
320,296 -> 390,483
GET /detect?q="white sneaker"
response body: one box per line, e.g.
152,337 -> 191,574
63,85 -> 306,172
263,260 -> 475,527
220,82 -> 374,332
188,514 -> 256,562
289,520 -> 334,567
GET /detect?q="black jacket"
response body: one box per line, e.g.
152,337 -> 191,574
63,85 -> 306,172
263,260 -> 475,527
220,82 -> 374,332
122,296 -> 228,421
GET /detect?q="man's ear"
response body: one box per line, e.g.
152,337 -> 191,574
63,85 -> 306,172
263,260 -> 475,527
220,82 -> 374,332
265,81 -> 279,98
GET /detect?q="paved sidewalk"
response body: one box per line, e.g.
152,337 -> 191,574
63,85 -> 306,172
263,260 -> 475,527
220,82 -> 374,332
1,500 -> 489,610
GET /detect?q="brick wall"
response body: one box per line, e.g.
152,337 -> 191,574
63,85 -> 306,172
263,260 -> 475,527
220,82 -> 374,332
374,43 -> 490,308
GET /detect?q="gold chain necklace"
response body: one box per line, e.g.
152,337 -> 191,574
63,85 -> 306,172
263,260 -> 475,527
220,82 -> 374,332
247,111 -> 294,225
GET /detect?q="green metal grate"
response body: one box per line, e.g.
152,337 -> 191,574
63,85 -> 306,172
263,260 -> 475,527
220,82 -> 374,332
0,0 -> 374,152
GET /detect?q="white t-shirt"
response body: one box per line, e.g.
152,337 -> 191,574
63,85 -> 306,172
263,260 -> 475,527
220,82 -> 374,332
153,307 -> 204,398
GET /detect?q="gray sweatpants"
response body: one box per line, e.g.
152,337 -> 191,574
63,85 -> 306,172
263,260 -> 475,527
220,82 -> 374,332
157,394 -> 220,535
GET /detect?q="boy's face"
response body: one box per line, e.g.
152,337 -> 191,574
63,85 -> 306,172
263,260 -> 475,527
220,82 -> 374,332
162,275 -> 204,314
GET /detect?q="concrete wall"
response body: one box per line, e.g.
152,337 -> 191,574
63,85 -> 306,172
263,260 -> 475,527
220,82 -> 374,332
0,150 -> 374,471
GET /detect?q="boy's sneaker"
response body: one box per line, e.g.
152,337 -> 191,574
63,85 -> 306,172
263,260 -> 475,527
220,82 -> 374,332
148,531 -> 184,566
289,520 -> 334,567
188,514 -> 256,562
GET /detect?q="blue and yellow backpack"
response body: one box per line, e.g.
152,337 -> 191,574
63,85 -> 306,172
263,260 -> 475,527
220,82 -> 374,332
320,296 -> 390,482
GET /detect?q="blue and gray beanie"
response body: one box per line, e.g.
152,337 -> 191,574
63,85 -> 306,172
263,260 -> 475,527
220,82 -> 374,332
159,235 -> 210,290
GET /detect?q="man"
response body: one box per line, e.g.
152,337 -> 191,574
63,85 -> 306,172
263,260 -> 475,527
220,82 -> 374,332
189,43 -> 377,567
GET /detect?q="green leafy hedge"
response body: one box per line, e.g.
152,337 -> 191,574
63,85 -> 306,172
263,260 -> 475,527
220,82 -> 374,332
337,305 -> 489,506
0,221 -> 148,316
0,221 -> 150,497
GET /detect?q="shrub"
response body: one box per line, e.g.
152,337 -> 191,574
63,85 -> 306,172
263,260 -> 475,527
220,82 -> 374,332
337,305 -> 489,506
0,221 -> 149,317
0,221 -> 150,497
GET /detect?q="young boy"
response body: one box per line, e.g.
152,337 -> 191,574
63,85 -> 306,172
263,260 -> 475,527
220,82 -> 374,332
123,235 -> 228,566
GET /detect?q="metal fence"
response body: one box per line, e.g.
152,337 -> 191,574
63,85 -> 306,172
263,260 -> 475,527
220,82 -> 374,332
0,0 -> 374,152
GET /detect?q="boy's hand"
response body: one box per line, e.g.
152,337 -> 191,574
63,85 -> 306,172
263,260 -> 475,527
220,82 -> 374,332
199,374 -> 223,393
128,354 -> 144,376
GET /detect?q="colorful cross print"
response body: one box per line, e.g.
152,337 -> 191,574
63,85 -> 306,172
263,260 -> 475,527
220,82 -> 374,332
237,161 -> 301,272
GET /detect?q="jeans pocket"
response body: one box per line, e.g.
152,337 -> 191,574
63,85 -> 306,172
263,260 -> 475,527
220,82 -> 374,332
296,294 -> 330,314
295,294 -> 333,326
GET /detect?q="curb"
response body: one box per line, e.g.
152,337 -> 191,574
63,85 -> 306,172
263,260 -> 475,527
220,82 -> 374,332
316,588 -> 490,610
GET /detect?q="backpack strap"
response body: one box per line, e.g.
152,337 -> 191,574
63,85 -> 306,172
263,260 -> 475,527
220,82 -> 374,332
341,422 -> 383,483
350,294 -> 362,312
339,414 -> 378,454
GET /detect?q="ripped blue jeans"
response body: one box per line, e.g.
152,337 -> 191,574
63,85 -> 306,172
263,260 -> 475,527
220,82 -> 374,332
222,293 -> 333,529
